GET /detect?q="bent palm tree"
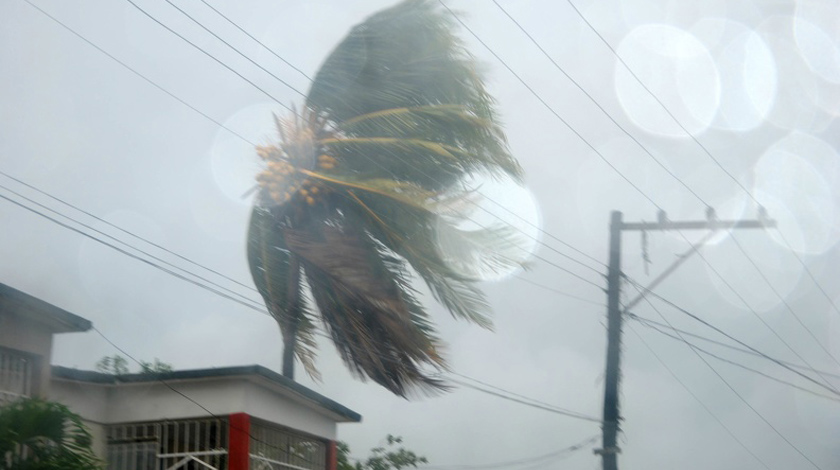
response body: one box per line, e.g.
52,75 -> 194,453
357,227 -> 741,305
247,0 -> 524,396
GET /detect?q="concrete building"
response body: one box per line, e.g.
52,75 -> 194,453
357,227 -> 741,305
0,282 -> 92,403
0,283 -> 361,470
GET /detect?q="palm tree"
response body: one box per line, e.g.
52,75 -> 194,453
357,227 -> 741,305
0,398 -> 102,470
247,0 -> 523,396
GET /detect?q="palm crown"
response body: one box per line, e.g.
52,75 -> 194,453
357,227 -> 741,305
247,0 -> 524,397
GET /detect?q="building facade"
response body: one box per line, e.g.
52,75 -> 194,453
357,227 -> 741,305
0,283 -> 361,470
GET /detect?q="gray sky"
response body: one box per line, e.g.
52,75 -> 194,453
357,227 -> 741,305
3,0 -> 840,468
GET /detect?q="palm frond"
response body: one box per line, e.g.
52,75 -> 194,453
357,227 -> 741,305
306,0 -> 520,189
343,187 -> 526,328
284,218 -> 447,396
300,169 -> 438,210
335,105 -> 521,183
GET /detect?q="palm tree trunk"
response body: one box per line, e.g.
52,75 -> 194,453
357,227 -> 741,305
281,256 -> 302,379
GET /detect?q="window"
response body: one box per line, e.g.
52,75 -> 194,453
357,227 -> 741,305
107,418 -> 228,470
0,347 -> 32,405
249,420 -> 326,470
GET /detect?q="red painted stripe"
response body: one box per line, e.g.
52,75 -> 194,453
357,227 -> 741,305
326,440 -> 338,470
229,413 -> 251,470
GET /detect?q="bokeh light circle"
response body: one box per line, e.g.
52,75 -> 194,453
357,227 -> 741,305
208,102 -> 281,206
434,175 -> 541,282
615,24 -> 720,137
755,132 -> 840,255
794,1 -> 840,83
757,15 -> 835,132
711,24 -> 776,131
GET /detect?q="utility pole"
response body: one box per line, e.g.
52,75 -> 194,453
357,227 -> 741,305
593,208 -> 775,470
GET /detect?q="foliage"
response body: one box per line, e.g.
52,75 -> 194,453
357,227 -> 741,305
138,358 -> 173,374
247,0 -> 524,396
0,398 -> 102,470
94,355 -> 128,376
337,435 -> 427,470
95,355 -> 172,375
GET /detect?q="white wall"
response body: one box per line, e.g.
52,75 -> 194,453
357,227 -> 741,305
0,311 -> 53,397
243,380 -> 337,440
51,374 -> 340,449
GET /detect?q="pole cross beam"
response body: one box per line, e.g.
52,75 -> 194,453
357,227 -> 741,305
595,209 -> 775,470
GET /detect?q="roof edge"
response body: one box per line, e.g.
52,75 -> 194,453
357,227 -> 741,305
51,365 -> 361,423
0,284 -> 92,333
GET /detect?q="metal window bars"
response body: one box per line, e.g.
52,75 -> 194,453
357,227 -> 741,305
249,420 -> 326,470
0,347 -> 32,405
106,418 -> 229,470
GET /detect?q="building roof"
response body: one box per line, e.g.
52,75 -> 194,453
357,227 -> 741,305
0,283 -> 92,333
52,364 -> 362,423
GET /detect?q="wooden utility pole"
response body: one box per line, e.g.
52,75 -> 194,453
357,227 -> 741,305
594,208 -> 776,470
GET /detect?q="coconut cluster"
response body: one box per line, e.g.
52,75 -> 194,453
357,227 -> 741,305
255,144 -> 338,207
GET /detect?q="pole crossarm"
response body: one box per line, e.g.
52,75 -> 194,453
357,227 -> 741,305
620,219 -> 776,231
598,208 -> 777,470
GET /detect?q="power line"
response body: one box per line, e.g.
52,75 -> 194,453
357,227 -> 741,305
625,313 -> 840,381
669,229 -> 840,394
0,191 -> 274,317
161,0 -> 305,98
630,282 -> 840,398
563,0 -> 753,202
122,0 -> 294,112
439,0 -> 661,211
418,434 -> 599,470
631,315 -> 840,403
445,376 -> 602,423
625,282 -> 826,470
19,0 -> 255,147
491,0 -> 708,207
624,322 -> 772,470
456,212 -> 603,290
0,169 -> 258,294
773,228 -> 840,320
728,232 -> 840,368
448,372 -> 601,422
511,274 -> 605,307
0,181 -> 264,310
197,0 -> 312,81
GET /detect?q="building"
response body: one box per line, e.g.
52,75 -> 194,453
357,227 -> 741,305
0,282 -> 92,403
0,283 -> 361,470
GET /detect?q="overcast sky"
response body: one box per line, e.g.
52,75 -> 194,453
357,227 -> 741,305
3,0 -> 840,469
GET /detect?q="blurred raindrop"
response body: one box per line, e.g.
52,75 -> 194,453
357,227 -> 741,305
614,24 -> 720,137
755,132 -> 840,255
209,102 -> 278,205
757,15 -> 835,132
434,175 -> 541,282
714,25 -> 776,131
794,1 -> 840,83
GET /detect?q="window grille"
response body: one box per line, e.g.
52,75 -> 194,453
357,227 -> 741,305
0,347 -> 32,405
249,420 -> 326,470
107,418 -> 228,470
